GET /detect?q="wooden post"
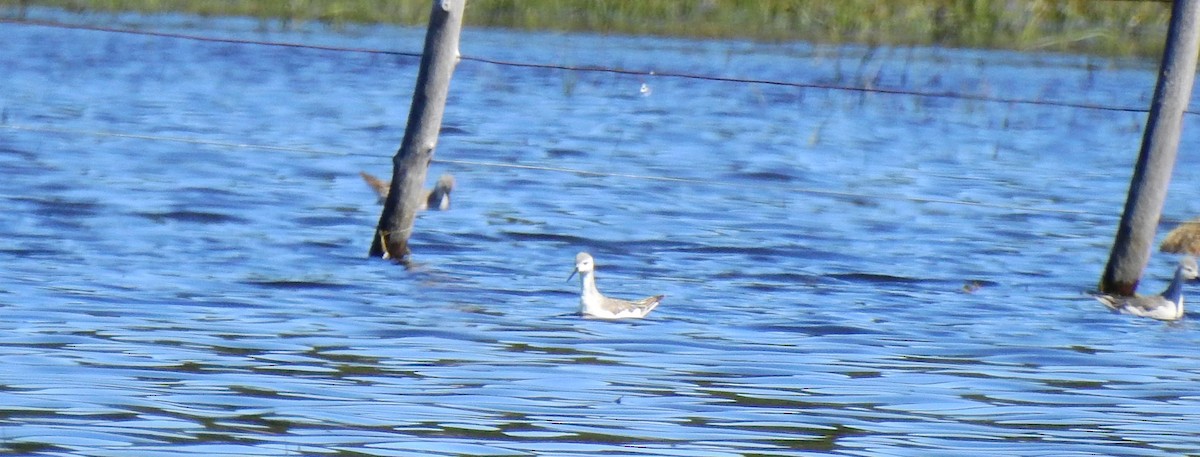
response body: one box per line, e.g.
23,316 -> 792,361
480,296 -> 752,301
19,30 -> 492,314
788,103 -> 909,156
370,0 -> 464,261
1100,0 -> 1200,295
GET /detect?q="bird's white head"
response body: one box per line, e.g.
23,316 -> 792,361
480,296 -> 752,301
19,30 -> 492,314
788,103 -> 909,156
568,251 -> 595,281
1181,256 -> 1199,281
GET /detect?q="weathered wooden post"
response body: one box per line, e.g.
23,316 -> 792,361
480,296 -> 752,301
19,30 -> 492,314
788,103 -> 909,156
370,0 -> 464,261
1100,0 -> 1200,295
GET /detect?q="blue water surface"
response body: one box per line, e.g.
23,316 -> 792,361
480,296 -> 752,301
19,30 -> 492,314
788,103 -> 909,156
3,6 -> 1200,456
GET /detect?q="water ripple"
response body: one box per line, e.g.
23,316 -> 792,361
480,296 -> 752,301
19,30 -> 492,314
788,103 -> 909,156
2,9 -> 1200,457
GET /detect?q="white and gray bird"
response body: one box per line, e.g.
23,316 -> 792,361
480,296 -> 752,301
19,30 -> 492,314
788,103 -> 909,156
568,252 -> 663,319
1096,256 -> 1199,321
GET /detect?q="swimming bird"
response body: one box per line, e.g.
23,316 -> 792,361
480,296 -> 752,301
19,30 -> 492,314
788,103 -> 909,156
359,172 -> 455,210
1161,217 -> 1200,255
567,252 -> 664,319
1095,256 -> 1199,321
424,174 -> 454,211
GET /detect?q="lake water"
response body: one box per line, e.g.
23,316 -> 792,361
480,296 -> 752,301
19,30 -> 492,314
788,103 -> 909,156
4,7 -> 1200,456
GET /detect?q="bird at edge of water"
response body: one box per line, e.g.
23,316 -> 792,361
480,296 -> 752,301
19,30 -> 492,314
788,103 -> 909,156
567,252 -> 664,319
1095,256 -> 1199,321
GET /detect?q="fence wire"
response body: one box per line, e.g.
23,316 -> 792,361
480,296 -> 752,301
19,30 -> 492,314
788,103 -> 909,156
0,17 -> 1178,115
1,16 -> 1193,225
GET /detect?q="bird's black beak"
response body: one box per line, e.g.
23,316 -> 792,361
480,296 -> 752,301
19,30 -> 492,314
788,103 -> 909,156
567,268 -> 578,282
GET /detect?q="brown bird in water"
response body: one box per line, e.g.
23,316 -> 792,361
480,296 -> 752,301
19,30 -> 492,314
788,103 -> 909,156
1160,217 -> 1200,256
360,172 -> 454,211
